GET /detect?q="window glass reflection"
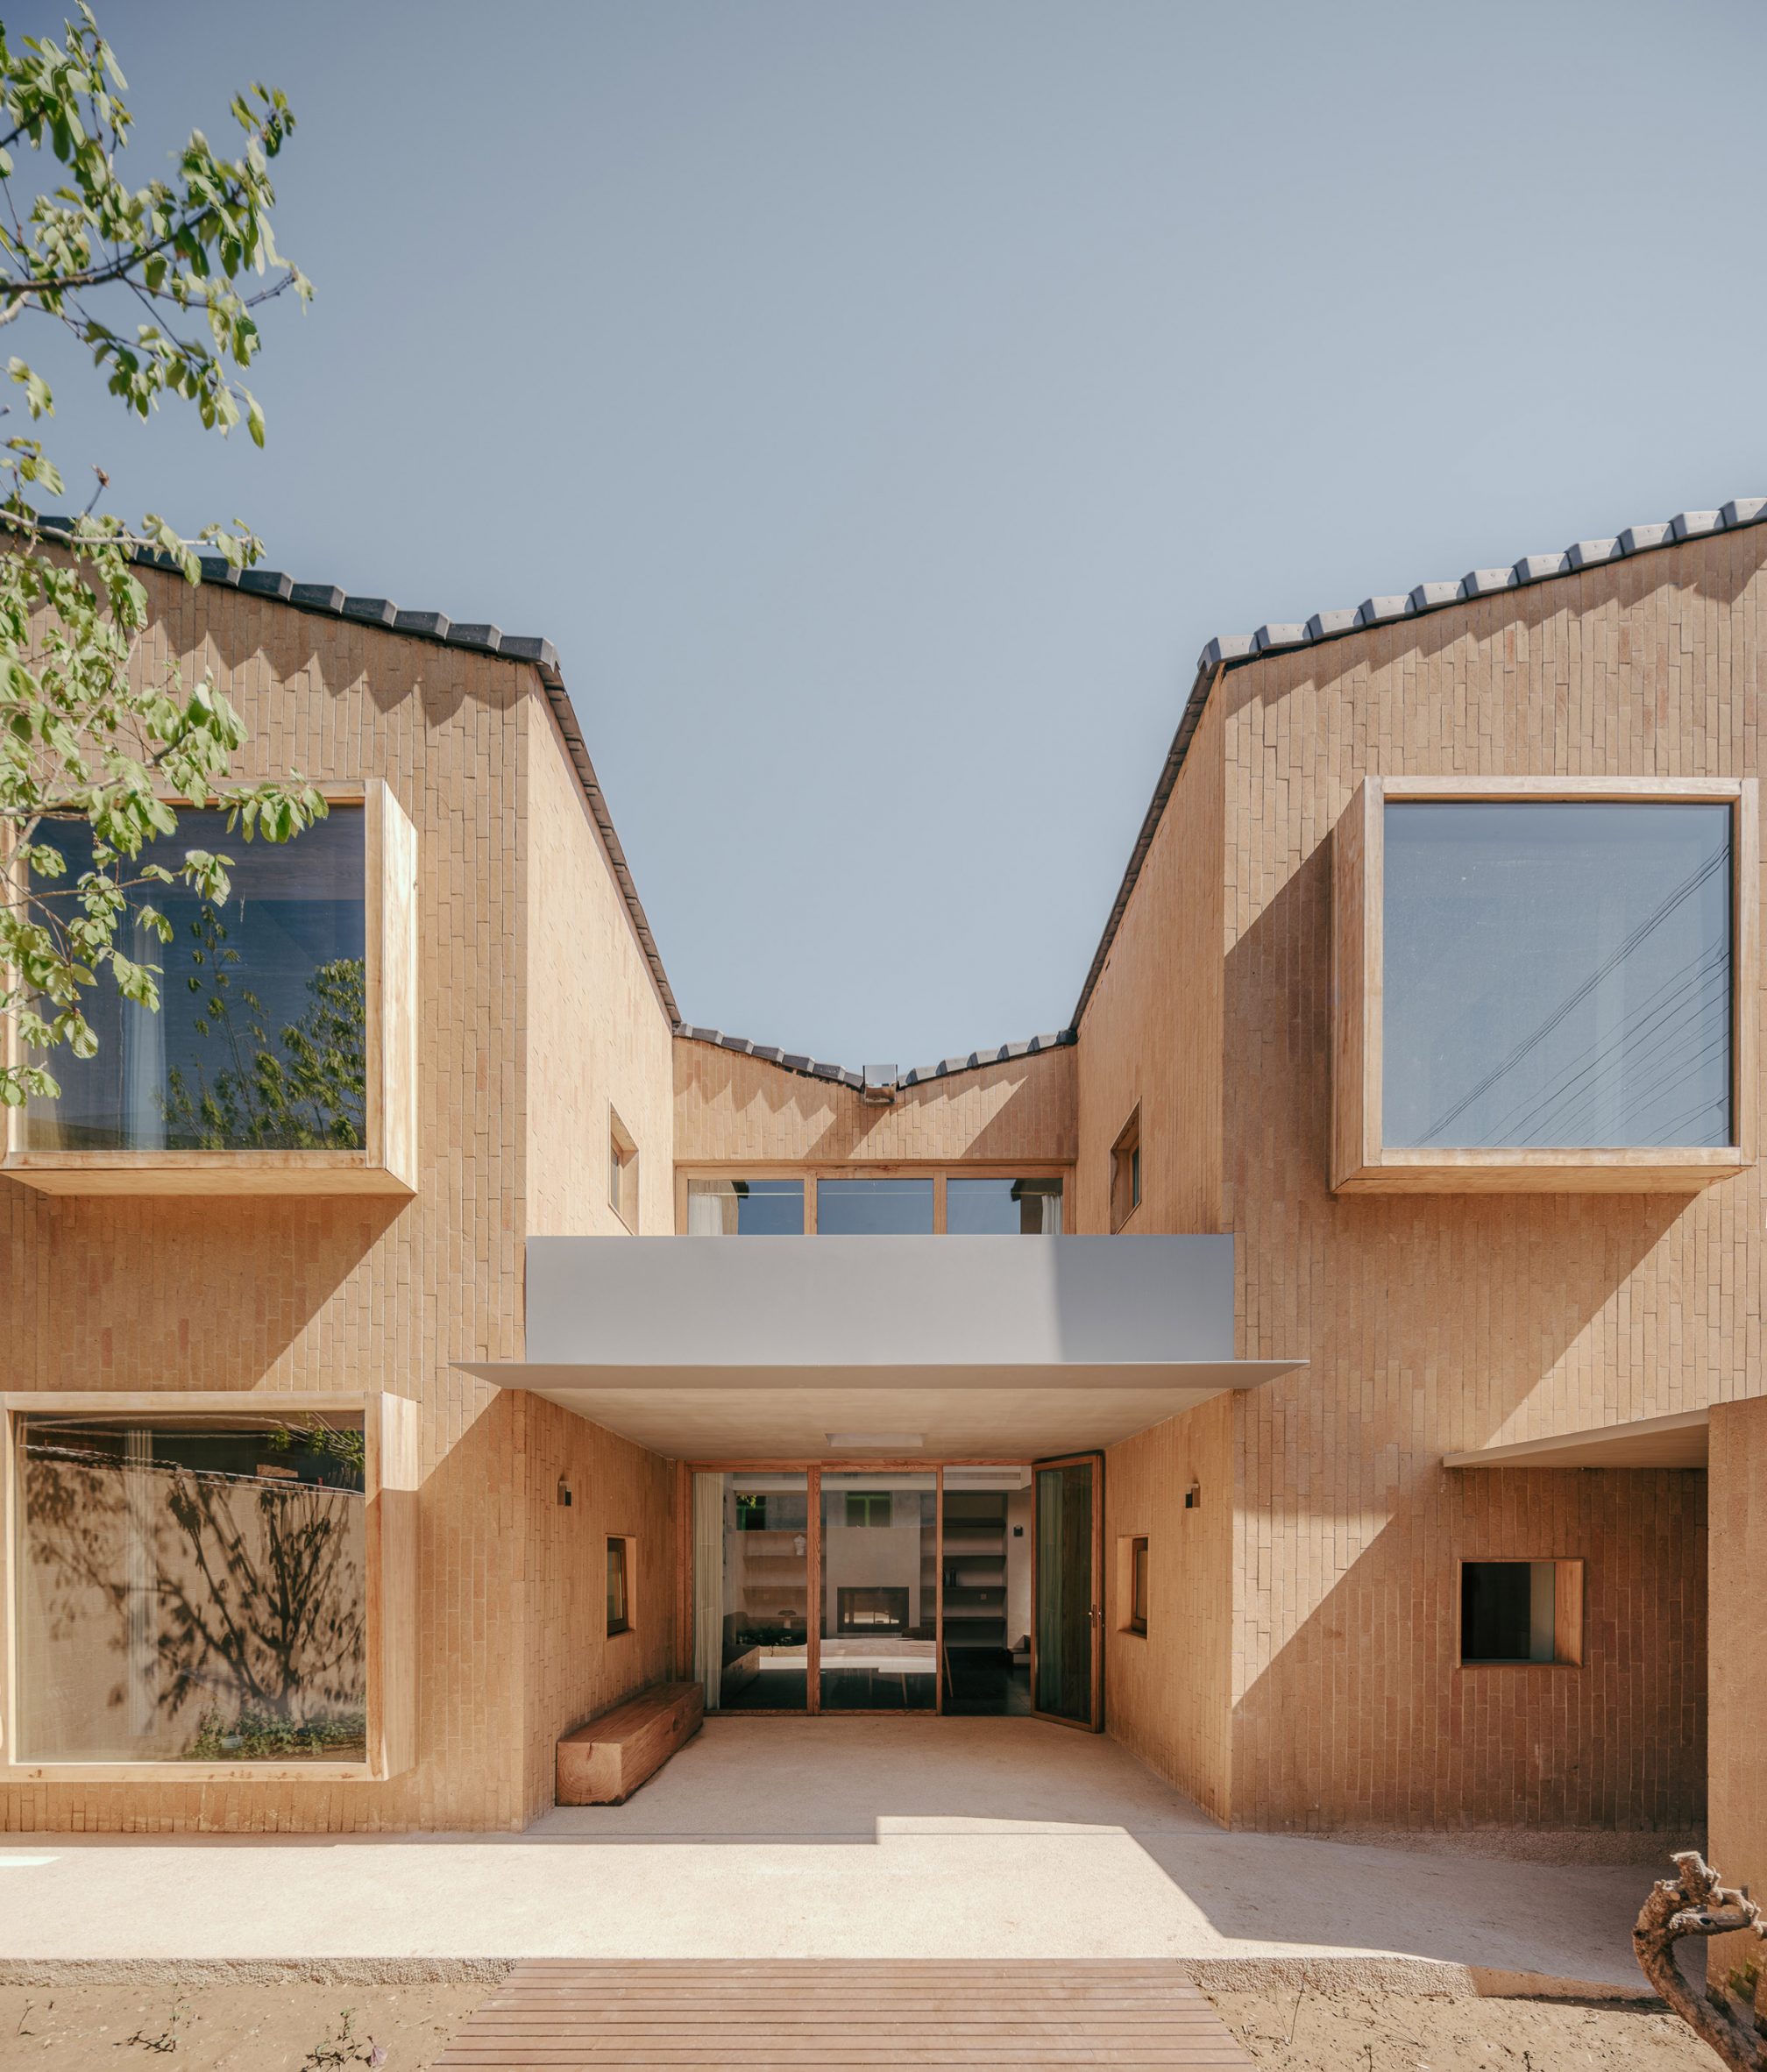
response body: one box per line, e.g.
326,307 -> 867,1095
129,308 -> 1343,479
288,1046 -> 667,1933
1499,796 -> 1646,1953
692,1472 -> 808,1711
24,809 -> 367,1153
815,1178 -> 933,1234
1383,802 -> 1732,1148
685,1178 -> 805,1235
17,1416 -> 367,1761
946,1176 -> 1063,1233
820,1474 -> 937,1711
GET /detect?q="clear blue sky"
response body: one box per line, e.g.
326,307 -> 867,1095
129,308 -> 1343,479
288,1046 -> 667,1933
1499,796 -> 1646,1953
16,1 -> 1767,1067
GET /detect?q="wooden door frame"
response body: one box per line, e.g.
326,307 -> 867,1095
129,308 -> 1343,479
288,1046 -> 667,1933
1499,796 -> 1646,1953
1029,1450 -> 1105,1733
683,1460 -> 956,1716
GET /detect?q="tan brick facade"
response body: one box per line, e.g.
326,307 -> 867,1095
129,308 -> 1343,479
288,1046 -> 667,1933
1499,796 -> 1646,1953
1090,522 -> 1764,1838
2,521 -> 1755,1848
0,569 -> 677,1832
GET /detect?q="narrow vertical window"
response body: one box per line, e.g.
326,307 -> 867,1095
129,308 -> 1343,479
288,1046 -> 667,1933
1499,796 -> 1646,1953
1111,1107 -> 1143,1231
606,1537 -> 631,1637
1131,1537 -> 1149,1636
607,1109 -> 638,1231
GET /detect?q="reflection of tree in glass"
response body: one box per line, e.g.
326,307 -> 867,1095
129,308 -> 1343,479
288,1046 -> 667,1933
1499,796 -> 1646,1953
24,1435 -> 366,1761
159,903 -> 365,1149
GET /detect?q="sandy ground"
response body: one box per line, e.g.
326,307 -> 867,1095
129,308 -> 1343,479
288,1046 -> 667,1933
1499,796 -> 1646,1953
0,1979 -> 1721,2070
1209,1984 -> 1715,2070
0,1983 -> 484,2069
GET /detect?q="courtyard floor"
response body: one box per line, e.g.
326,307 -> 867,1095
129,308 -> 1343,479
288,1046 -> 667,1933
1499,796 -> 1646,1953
0,1718 -> 1666,1993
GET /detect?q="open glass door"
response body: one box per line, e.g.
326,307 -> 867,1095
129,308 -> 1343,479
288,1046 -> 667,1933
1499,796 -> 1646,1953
1032,1452 -> 1103,1729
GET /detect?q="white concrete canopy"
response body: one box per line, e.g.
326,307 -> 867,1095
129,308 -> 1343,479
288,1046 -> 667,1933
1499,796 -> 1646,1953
461,1234 -> 1303,1459
1443,1407 -> 1709,1471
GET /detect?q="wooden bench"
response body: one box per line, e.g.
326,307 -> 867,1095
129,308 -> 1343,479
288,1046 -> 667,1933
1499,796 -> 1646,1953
556,1680 -> 703,1806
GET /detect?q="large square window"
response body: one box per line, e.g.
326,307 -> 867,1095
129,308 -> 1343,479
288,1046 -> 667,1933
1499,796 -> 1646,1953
4,783 -> 417,1195
1332,778 -> 1756,1192
4,1392 -> 416,1778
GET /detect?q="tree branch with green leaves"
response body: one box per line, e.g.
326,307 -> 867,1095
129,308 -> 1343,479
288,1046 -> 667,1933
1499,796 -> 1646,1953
0,4 -> 323,1117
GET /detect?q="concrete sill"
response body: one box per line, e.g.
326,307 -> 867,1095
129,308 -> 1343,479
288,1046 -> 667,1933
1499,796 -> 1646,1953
1,1760 -> 382,1784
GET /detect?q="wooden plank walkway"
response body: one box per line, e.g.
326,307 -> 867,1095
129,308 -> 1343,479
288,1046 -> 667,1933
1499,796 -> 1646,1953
436,1960 -> 1254,2067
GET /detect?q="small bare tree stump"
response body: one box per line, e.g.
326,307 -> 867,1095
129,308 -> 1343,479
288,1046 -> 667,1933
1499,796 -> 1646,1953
1636,1851 -> 1767,2070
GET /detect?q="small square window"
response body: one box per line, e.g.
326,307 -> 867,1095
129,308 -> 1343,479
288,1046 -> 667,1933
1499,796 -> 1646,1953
845,1492 -> 891,1528
1459,1558 -> 1581,1666
606,1537 -> 632,1637
1111,1109 -> 1142,1231
607,1109 -> 639,1231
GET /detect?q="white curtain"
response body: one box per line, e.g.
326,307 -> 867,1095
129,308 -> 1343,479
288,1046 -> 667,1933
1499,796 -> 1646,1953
119,912 -> 167,1149
686,1182 -> 739,1236
692,1472 -> 725,1710
1040,1189 -> 1063,1235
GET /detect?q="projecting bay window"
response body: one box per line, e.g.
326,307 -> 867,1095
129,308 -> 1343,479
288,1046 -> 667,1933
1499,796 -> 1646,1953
3,782 -> 418,1196
1332,778 -> 1757,1191
2,1392 -> 416,1781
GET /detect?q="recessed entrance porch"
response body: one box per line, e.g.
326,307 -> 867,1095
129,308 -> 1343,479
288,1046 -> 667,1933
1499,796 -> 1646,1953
691,1460 -> 1098,1723
464,1231 -> 1306,1745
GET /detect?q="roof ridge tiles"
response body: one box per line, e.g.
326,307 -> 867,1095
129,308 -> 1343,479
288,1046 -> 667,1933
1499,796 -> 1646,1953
25,509 -> 682,1026
675,1024 -> 1077,1091
1196,493 -> 1767,671
1079,485 -> 1767,1035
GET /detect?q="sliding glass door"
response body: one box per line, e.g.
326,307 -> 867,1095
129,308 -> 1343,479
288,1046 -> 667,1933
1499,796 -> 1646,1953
688,1458 -> 1102,1724
692,1472 -> 810,1711
1033,1453 -> 1103,1729
818,1473 -> 938,1711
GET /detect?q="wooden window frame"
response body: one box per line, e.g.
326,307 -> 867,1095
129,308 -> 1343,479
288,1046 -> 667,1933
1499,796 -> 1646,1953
1,780 -> 419,1197
1116,1534 -> 1149,1636
1456,1556 -> 1584,1669
606,1535 -> 634,1639
1331,776 -> 1758,1194
671,1163 -> 1074,1237
0,1389 -> 418,1784
1110,1108 -> 1142,1231
608,1107 -> 639,1231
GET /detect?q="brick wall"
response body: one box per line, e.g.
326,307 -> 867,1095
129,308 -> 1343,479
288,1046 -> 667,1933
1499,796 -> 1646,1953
674,1040 -> 1076,1172
1706,1394 -> 1767,1983
0,570 -> 677,1833
1085,526 -> 1762,1834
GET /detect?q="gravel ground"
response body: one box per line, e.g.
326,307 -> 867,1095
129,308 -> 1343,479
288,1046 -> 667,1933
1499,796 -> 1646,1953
0,1983 -> 483,2069
1207,1983 -> 1718,2070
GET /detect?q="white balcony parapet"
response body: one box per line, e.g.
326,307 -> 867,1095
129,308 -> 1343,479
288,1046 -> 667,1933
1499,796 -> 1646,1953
462,1236 -> 1303,1461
